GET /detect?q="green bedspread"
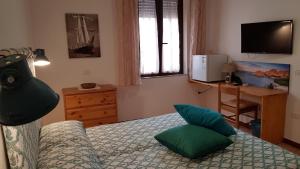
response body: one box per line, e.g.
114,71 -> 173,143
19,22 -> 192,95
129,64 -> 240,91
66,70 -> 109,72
86,113 -> 300,169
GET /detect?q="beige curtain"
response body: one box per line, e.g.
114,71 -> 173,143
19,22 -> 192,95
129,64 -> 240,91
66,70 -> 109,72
188,0 -> 206,78
115,0 -> 141,86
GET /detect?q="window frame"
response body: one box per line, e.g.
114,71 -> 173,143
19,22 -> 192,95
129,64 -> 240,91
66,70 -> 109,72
140,0 -> 184,77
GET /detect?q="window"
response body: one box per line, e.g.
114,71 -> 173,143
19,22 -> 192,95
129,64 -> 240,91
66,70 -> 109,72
139,0 -> 183,77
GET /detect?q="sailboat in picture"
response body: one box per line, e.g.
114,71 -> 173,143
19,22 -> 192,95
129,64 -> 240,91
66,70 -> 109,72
66,13 -> 101,58
73,15 -> 94,54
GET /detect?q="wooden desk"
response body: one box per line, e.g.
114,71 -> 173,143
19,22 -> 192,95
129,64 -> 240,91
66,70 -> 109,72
190,80 -> 288,144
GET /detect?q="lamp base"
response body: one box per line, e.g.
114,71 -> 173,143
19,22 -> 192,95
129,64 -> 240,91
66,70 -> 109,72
225,74 -> 231,84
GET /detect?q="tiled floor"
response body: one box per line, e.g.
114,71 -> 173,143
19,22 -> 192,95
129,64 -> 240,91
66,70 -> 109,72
238,125 -> 300,156
279,142 -> 300,156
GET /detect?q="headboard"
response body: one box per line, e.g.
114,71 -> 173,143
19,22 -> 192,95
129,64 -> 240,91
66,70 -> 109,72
0,129 -> 8,169
0,48 -> 41,169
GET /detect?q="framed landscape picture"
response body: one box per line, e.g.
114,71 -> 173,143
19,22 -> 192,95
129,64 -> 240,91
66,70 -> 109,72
65,13 -> 101,58
235,61 -> 290,91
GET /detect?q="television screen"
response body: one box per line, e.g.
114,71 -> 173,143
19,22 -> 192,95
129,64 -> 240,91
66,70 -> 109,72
241,20 -> 293,54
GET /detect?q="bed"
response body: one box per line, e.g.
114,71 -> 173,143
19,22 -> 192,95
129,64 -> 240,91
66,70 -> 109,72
3,113 -> 300,169
86,113 -> 300,168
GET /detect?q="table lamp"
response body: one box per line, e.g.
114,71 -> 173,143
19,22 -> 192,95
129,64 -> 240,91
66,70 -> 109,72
222,63 -> 236,84
0,54 -> 59,125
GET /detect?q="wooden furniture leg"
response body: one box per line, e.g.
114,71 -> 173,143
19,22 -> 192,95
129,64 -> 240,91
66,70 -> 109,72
260,93 -> 288,144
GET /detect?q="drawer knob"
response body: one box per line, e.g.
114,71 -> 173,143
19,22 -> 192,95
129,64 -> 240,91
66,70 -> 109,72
103,111 -> 107,114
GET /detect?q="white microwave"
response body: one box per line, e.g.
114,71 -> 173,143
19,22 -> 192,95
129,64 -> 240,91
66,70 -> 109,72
192,55 -> 228,82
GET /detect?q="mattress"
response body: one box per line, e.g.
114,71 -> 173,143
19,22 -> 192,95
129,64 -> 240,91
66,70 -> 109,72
86,113 -> 300,168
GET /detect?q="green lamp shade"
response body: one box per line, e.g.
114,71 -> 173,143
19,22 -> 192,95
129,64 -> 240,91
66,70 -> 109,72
0,54 -> 59,126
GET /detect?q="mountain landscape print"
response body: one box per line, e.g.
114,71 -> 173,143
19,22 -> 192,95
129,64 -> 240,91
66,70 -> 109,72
235,61 -> 290,91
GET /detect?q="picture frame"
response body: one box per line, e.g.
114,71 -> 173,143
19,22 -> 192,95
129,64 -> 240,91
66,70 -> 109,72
235,61 -> 290,91
65,13 -> 101,58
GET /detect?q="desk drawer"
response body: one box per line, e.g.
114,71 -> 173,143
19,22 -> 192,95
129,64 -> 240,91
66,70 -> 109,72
83,116 -> 118,128
66,105 -> 117,121
65,91 -> 116,109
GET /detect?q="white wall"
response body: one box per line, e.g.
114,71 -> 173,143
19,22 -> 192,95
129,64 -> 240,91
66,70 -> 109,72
29,0 -> 204,125
0,0 -> 34,168
30,0 -> 118,124
0,0 -> 33,48
205,0 -> 300,143
118,76 -> 204,121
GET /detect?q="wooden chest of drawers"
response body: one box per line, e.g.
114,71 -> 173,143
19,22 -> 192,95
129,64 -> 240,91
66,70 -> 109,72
62,84 -> 118,128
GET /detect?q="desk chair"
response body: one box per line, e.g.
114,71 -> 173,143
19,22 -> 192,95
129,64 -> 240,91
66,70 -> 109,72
218,83 -> 259,128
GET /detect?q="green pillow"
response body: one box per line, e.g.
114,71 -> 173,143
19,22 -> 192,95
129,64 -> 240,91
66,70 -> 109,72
174,104 -> 236,136
155,124 -> 233,159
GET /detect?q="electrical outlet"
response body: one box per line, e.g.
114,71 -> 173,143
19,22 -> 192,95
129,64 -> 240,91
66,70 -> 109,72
295,70 -> 300,76
291,113 -> 300,119
83,70 -> 91,76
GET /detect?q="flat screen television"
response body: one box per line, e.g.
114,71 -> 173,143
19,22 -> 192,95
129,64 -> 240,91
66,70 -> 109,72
241,20 -> 293,54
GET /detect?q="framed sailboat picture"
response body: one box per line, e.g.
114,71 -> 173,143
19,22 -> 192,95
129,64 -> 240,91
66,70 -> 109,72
65,13 -> 101,58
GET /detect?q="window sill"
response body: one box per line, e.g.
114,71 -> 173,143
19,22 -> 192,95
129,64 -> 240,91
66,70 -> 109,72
141,73 -> 187,79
